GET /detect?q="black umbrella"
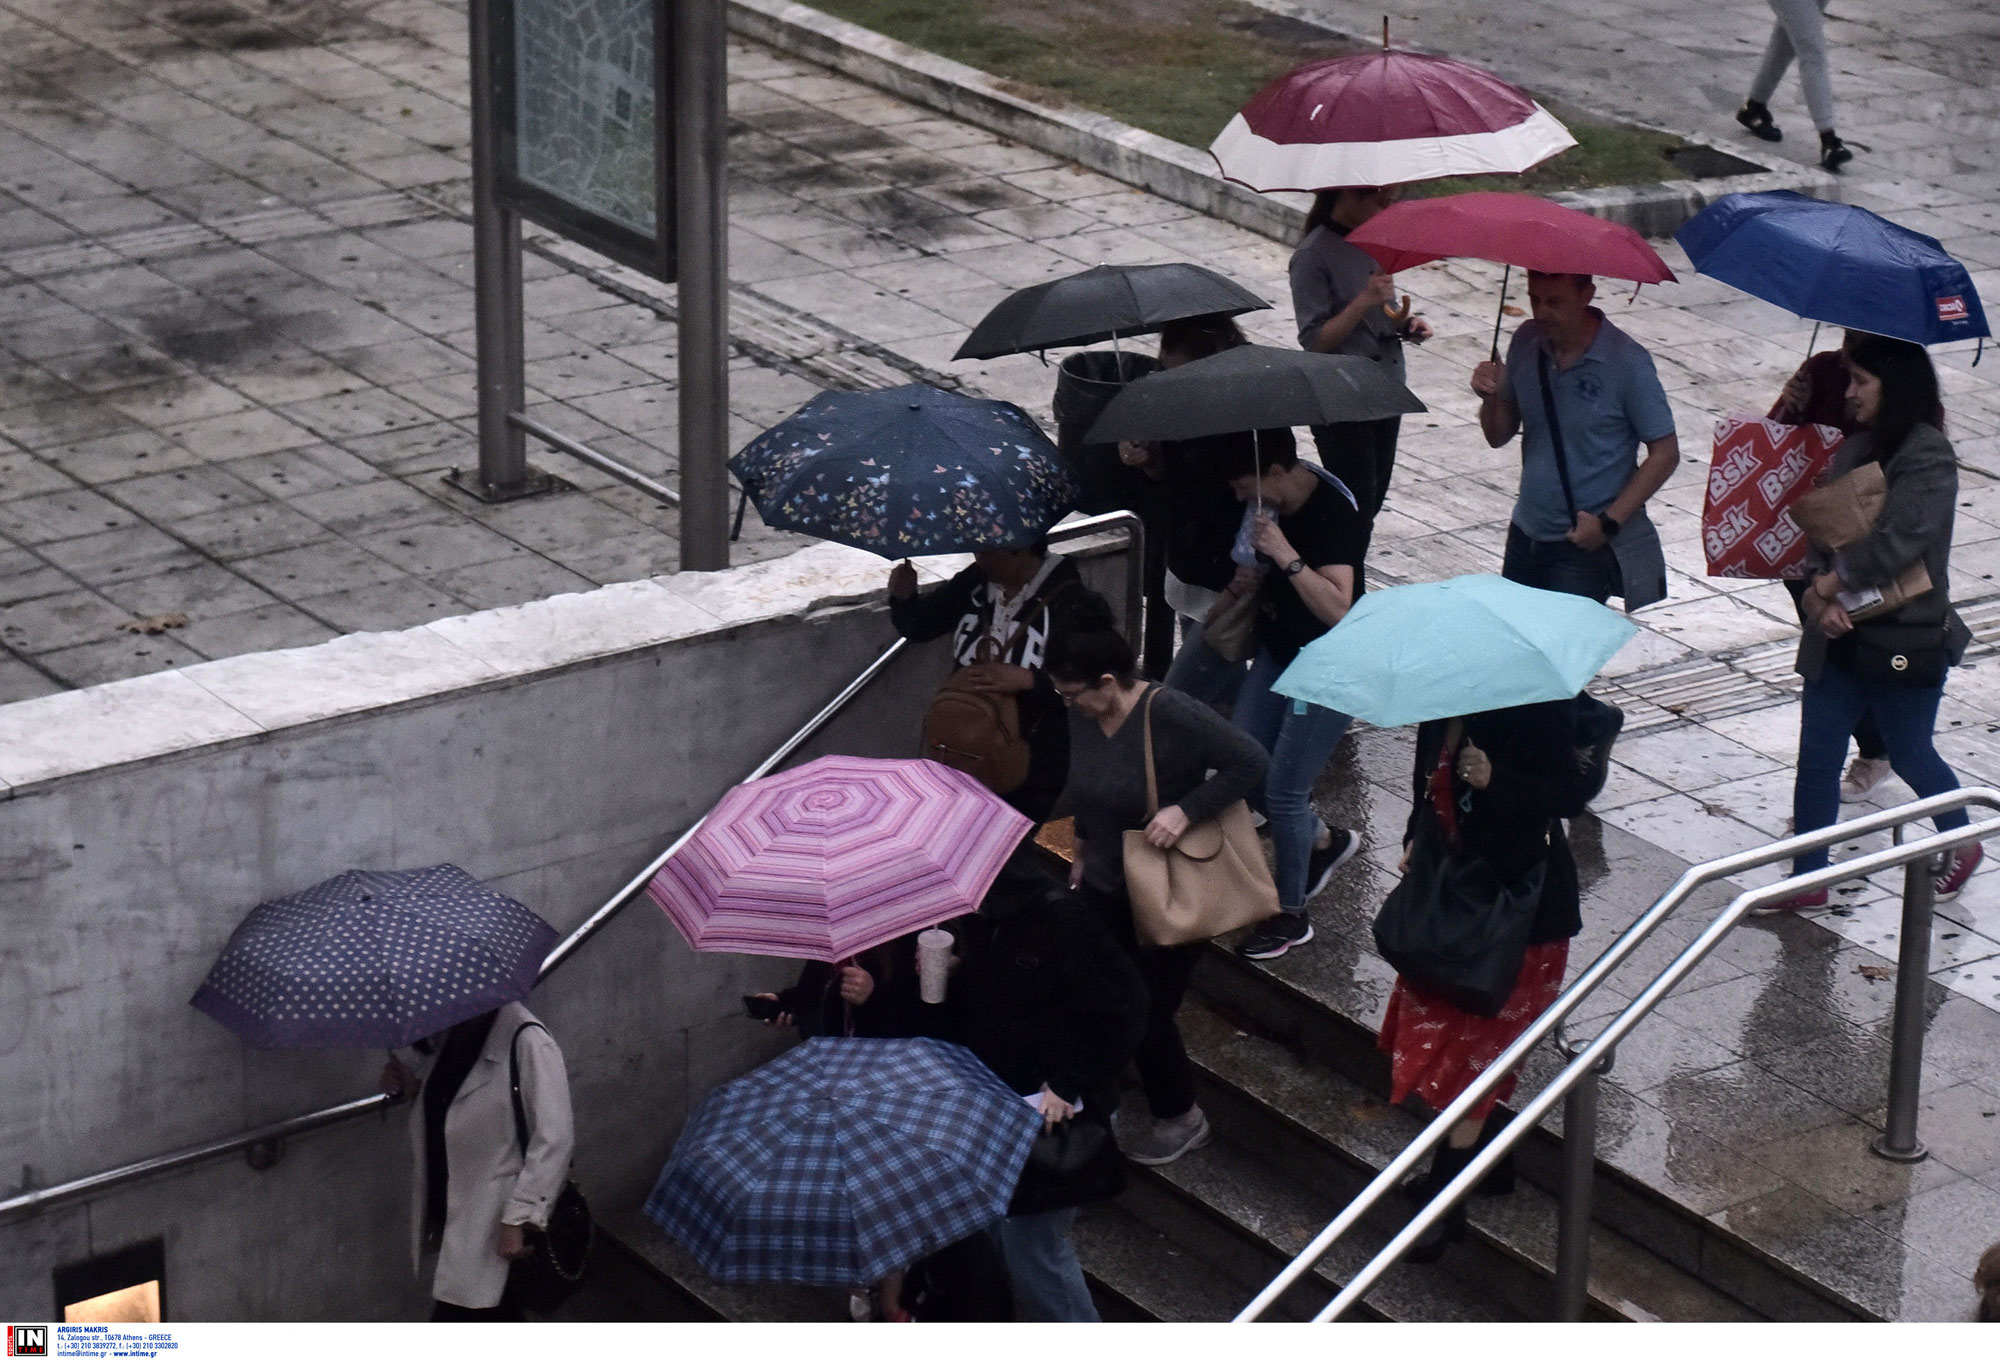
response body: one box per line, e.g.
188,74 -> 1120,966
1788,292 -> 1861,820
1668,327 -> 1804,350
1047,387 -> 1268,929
953,263 -> 1270,360
1083,345 -> 1425,445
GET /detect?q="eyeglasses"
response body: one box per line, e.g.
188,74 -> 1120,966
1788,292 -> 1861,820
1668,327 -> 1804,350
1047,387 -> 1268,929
1052,678 -> 1104,706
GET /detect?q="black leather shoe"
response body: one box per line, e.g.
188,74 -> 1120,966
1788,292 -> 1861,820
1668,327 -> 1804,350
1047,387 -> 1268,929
1820,131 -> 1853,171
1736,100 -> 1782,142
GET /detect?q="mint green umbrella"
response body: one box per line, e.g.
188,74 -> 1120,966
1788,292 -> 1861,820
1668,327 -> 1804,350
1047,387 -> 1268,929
1274,574 -> 1637,728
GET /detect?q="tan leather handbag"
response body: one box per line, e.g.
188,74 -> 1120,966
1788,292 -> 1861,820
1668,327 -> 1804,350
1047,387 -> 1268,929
1200,585 -> 1262,664
1122,690 -> 1280,947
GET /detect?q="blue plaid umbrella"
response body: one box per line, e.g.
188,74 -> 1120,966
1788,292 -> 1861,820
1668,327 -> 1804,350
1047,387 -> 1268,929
646,1037 -> 1041,1286
729,383 -> 1079,556
190,865 -> 558,1049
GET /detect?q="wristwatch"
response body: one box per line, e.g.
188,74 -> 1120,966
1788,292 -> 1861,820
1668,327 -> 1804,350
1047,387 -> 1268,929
1283,558 -> 1307,577
1595,511 -> 1622,540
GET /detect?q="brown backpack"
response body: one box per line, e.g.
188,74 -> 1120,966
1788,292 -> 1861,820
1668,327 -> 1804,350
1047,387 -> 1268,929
920,579 -> 1069,796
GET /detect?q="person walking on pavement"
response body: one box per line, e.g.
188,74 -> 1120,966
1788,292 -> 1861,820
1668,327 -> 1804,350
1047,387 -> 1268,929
382,1003 -> 575,1321
1203,434 -> 1369,961
1382,700 -> 1592,1262
1291,186 -> 1434,528
1767,328 -> 1949,804
1766,334 -> 1984,912
1736,0 -> 1855,172
953,854 -> 1149,1321
1470,270 -> 1680,797
1047,592 -> 1268,1166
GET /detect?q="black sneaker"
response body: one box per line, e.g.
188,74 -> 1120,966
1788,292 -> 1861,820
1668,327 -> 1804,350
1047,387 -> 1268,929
1820,131 -> 1853,172
1306,827 -> 1361,900
1238,912 -> 1314,960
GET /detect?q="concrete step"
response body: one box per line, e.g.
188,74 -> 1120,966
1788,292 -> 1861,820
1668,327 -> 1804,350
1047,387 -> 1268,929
1072,1201 -> 1245,1321
1114,1128 -> 1518,1321
601,1206 -> 848,1322
1192,942 -> 1872,1321
1175,995 -> 1758,1322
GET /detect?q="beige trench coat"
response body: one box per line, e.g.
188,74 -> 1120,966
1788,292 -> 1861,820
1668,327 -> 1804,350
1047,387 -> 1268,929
407,1003 -> 575,1309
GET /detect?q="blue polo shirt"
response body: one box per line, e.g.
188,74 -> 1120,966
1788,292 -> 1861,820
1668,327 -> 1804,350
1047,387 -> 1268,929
1504,312 -> 1675,542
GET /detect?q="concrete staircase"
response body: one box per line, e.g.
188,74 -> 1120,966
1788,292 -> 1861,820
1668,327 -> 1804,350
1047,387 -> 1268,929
574,927 -> 1879,1323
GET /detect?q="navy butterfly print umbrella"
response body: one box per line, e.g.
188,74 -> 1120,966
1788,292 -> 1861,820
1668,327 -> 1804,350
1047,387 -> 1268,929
191,865 -> 558,1049
729,383 -> 1079,556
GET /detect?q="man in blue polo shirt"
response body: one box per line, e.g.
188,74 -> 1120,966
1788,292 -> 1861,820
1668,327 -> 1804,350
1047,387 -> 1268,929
1470,270 -> 1681,793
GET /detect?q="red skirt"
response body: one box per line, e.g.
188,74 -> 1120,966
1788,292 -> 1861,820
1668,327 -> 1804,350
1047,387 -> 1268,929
1377,939 -> 1570,1122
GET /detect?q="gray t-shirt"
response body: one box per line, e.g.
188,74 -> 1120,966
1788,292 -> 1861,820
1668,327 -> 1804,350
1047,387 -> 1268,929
1289,224 -> 1406,383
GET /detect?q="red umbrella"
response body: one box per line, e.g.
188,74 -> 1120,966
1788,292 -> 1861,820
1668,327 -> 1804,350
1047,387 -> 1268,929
1209,52 -> 1574,193
1345,192 -> 1676,355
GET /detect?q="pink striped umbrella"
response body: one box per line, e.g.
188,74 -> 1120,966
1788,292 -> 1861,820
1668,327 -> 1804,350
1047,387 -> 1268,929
647,755 -> 1032,961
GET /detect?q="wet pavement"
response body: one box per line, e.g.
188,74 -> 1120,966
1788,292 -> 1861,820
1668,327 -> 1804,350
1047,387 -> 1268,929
4,0 -> 2000,1322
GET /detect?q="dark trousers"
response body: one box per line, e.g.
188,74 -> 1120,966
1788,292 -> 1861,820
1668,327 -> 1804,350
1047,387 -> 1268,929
1138,481 -> 1175,679
1782,578 -> 1889,760
1502,524 -> 1624,745
1311,416 -> 1402,521
1793,663 -> 1966,874
431,1293 -> 524,1322
1079,882 -> 1200,1120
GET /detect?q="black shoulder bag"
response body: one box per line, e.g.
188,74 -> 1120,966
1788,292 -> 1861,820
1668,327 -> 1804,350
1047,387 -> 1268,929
506,1022 -> 593,1314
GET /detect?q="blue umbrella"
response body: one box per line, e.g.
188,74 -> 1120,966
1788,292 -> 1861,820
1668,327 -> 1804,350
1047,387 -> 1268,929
1676,191 -> 1989,350
646,1037 -> 1040,1286
729,383 -> 1079,556
1274,574 -> 1637,728
191,865 -> 557,1049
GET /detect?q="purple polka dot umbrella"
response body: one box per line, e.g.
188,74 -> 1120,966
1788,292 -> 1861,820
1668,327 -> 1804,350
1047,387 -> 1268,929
190,865 -> 559,1049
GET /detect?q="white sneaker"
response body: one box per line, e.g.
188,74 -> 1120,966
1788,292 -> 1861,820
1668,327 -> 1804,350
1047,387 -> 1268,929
1840,757 -> 1893,803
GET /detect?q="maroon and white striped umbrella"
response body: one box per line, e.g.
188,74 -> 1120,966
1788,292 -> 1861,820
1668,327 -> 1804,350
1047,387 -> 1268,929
647,755 -> 1031,961
1209,51 -> 1574,193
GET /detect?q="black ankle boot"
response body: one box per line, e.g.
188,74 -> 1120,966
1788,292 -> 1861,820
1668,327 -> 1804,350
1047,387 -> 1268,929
1736,99 -> 1782,142
1402,1142 -> 1474,1264
1820,131 -> 1853,171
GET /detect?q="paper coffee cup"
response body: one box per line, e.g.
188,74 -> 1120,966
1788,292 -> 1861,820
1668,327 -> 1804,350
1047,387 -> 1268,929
917,928 -> 953,1004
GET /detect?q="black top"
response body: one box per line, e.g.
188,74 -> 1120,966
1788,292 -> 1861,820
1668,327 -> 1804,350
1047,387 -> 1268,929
420,1009 -> 498,1245
1066,684 -> 1269,893
775,934 -> 942,1040
888,557 -> 1083,823
1404,702 -> 1591,944
951,864 -> 1149,1110
1258,476 -> 1368,665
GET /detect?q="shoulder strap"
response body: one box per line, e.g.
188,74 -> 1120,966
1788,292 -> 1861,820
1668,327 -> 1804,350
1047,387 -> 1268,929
1140,687 -> 1160,818
508,1021 -> 545,1157
1535,349 -> 1580,522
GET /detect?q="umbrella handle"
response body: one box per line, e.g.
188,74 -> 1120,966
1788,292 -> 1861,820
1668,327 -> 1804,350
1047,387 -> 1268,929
1490,264 -> 1511,362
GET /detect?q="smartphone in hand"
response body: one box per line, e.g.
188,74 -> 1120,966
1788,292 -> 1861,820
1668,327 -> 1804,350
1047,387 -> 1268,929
742,994 -> 782,1021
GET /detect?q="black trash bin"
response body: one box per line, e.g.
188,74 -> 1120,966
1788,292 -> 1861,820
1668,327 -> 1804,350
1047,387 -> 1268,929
1051,349 -> 1160,515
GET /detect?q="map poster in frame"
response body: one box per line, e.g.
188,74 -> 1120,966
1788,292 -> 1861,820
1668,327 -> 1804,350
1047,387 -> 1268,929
490,0 -> 676,281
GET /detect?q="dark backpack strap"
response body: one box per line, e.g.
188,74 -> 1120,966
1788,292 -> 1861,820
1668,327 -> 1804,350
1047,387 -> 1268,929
508,1021 -> 546,1158
1535,349 -> 1580,523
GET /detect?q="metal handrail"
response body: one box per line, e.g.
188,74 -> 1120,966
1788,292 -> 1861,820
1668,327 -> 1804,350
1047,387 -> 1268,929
1,511 -> 1145,1226
1235,786 -> 2000,1322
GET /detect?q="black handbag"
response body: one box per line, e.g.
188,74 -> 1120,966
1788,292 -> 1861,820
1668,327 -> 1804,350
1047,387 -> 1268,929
1008,1112 -> 1125,1217
1373,813 -> 1545,1018
1834,619 -> 1958,688
506,1023 -> 593,1314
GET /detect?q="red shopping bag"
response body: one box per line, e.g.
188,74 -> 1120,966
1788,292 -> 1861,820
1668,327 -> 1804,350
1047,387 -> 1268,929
1702,417 -> 1843,579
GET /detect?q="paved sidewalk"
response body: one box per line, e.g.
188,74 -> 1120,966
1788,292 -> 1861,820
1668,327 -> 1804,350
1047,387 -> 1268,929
5,0 -> 2000,1315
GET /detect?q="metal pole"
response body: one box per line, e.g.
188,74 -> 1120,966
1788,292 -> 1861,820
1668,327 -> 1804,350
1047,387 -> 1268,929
1873,855 -> 1937,1162
456,0 -> 553,503
1555,1060 -> 1603,1321
676,0 -> 731,569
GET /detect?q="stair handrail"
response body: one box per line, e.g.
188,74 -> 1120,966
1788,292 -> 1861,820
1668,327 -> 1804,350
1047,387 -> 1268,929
0,510 -> 1143,1226
1234,786 -> 2000,1322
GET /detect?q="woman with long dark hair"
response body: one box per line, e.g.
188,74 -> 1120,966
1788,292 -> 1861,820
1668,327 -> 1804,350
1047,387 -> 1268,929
1769,333 -> 1983,911
1289,186 -> 1432,526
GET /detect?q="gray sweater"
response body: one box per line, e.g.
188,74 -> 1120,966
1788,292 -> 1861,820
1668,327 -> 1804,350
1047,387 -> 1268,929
1797,423 -> 1961,683
1068,684 -> 1269,893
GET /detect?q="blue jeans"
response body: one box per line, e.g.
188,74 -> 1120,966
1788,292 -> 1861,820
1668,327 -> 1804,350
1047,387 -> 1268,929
1502,523 -> 1623,747
995,1209 -> 1097,1322
1233,648 -> 1352,910
1163,618 -> 1247,708
1793,663 -> 1967,874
